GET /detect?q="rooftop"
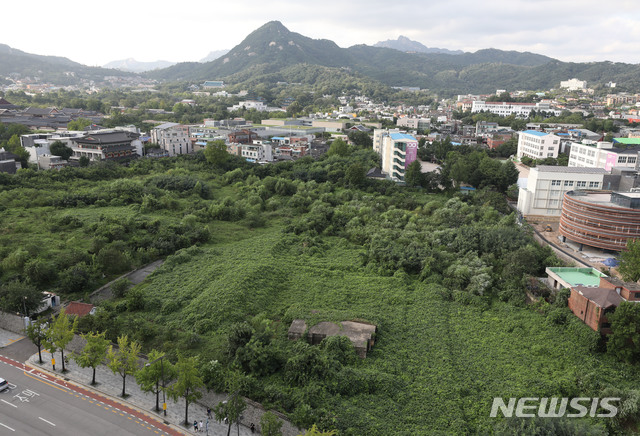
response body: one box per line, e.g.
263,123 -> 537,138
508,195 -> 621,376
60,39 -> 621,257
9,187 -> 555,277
546,267 -> 607,287
534,165 -> 607,174
574,286 -> 624,308
65,301 -> 95,317
390,133 -> 417,141
521,130 -> 548,137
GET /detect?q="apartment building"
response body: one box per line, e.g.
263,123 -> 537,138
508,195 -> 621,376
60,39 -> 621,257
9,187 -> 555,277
568,141 -> 639,171
375,129 -> 418,182
151,123 -> 192,156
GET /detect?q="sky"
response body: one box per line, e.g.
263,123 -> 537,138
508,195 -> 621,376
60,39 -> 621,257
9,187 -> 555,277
3,0 -> 640,66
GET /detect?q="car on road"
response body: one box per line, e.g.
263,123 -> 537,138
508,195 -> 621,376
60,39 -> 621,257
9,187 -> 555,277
0,378 -> 8,392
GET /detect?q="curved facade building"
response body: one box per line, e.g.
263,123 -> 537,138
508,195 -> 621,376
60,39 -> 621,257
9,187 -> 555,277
559,191 -> 640,251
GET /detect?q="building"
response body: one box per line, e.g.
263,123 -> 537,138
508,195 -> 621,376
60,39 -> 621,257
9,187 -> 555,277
202,81 -> 224,89
559,190 -> 640,251
476,121 -> 500,135
568,142 -> 639,171
150,123 -> 192,156
560,78 -> 588,91
517,130 -> 561,160
517,166 -> 607,218
396,117 -> 431,131
471,101 -> 561,118
228,129 -> 259,144
71,131 -> 141,161
375,129 -> 419,182
241,142 -> 273,162
227,100 -> 267,112
0,149 -> 21,174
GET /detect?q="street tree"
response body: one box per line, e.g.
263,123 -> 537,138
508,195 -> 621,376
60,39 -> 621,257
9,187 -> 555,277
25,318 -> 48,364
135,350 -> 176,413
214,371 -> 247,436
106,335 -> 141,397
167,354 -> 204,426
74,331 -> 109,385
619,239 -> 640,282
260,411 -> 283,436
47,307 -> 78,372
607,301 -> 640,365
204,140 -> 229,166
49,141 -> 73,160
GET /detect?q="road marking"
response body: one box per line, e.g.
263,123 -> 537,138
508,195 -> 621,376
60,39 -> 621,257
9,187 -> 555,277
22,371 -> 68,393
1,399 -> 17,408
38,417 -> 56,427
0,421 -> 15,431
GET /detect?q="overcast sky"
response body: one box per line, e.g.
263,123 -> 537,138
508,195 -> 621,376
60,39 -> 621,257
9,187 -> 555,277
3,0 -> 639,66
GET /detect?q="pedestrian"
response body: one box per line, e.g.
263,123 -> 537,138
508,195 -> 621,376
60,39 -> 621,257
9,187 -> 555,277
199,420 -> 204,433
207,407 -> 212,418
250,422 -> 255,433
194,420 -> 198,432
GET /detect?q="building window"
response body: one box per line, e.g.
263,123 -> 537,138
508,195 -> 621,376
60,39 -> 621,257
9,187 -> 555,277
551,180 -> 561,186
577,181 -> 587,188
564,180 -> 574,187
589,181 -> 599,188
618,156 -> 628,164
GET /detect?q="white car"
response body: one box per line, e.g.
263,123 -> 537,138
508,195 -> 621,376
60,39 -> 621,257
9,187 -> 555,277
0,378 -> 8,392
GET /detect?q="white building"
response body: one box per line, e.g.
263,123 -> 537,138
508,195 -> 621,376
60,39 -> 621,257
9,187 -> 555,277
241,142 -> 273,162
150,123 -> 192,157
375,129 -> 419,182
396,117 -> 431,131
471,101 -> 561,118
517,130 -> 561,160
560,78 -> 587,91
517,166 -> 607,217
227,100 -> 267,112
568,142 -> 639,171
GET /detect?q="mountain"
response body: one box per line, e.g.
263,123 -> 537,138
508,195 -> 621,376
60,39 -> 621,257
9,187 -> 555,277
374,36 -> 463,55
199,50 -> 230,63
102,58 -> 176,72
0,43 -> 134,85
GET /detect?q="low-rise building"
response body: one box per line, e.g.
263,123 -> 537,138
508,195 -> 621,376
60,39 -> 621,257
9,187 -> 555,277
568,141 -> 639,171
517,130 -> 561,160
375,129 -> 419,182
150,123 -> 192,156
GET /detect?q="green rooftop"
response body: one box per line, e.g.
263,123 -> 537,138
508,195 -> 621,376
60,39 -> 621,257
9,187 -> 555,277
613,138 -> 640,145
546,267 -> 606,288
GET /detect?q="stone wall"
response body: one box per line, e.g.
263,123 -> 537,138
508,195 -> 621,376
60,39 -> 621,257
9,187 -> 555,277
0,311 -> 27,334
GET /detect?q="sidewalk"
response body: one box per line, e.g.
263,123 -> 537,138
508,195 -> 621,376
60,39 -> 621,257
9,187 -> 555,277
27,352 -> 256,436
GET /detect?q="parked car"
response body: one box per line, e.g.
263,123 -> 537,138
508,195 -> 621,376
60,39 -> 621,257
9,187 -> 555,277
0,378 -> 8,392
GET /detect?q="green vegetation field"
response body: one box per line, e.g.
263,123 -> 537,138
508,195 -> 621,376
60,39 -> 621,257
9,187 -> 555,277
1,150 -> 639,435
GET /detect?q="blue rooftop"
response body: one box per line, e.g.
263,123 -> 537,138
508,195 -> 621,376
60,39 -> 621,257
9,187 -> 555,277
272,136 -> 286,140
522,130 -> 548,137
390,133 -> 417,141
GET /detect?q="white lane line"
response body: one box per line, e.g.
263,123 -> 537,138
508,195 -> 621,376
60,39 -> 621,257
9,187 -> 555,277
38,417 -> 56,427
0,421 -> 15,431
1,399 -> 17,408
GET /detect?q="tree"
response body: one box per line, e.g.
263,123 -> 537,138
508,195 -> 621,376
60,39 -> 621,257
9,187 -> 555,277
0,280 -> 43,316
345,162 -> 366,187
79,156 -> 90,167
619,239 -> 640,282
214,371 -> 246,436
67,118 -> 92,131
204,140 -> 229,166
49,141 -> 73,160
47,307 -> 78,373
106,335 -> 141,397
74,331 -> 109,385
607,301 -> 640,365
135,350 -> 176,412
25,318 -> 48,364
404,160 -> 423,187
260,411 -> 283,436
298,425 -> 337,436
168,353 -> 204,426
327,138 -> 349,157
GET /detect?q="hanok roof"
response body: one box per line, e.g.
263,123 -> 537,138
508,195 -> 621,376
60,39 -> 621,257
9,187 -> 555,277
573,286 -> 624,309
74,131 -> 140,145
65,301 -> 95,317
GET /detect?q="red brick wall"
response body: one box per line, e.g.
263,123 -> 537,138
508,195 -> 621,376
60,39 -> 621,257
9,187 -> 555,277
568,290 -> 602,332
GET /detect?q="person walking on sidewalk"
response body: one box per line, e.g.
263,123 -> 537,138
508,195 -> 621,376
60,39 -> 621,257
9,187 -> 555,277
199,420 -> 204,433
194,420 -> 198,432
207,407 -> 212,419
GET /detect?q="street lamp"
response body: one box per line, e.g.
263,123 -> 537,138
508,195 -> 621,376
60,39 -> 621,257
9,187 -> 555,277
145,354 -> 167,416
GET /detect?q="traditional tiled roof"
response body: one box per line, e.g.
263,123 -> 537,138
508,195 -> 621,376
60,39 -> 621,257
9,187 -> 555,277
65,301 -> 95,317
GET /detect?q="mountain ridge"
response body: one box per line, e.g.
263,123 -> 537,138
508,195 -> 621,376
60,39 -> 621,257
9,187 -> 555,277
374,35 -> 464,55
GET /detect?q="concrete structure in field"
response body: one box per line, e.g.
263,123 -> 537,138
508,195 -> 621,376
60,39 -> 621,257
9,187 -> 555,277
517,166 -> 606,218
150,123 -> 192,156
559,190 -> 640,252
568,141 -> 639,171
288,319 -> 377,358
517,130 -> 561,160
374,129 -> 419,182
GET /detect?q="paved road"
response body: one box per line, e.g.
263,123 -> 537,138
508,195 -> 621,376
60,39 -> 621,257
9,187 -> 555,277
0,355 -> 180,435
